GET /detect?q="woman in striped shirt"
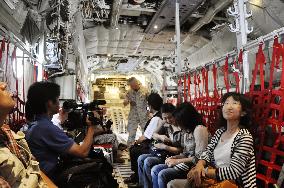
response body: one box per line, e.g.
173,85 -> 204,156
168,92 -> 256,188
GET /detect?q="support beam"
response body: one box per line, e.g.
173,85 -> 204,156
175,0 -> 182,103
237,0 -> 249,93
0,1 -> 22,39
110,0 -> 123,29
175,0 -> 181,76
227,0 -> 253,93
189,0 -> 232,33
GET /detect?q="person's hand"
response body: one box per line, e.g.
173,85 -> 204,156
165,158 -> 180,167
159,135 -> 171,143
167,154 -> 183,160
187,162 -> 205,187
92,111 -> 100,119
0,177 -> 11,188
86,111 -> 101,127
154,143 -> 167,150
95,126 -> 105,135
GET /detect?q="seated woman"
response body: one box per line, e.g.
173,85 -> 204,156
151,102 -> 209,188
0,82 -> 48,187
137,103 -> 182,188
125,92 -> 163,184
168,92 -> 256,188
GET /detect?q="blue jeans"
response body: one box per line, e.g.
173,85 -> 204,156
151,164 -> 187,188
138,154 -> 163,188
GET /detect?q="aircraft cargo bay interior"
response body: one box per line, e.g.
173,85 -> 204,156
0,0 -> 284,188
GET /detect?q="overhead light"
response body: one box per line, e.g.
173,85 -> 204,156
107,54 -> 111,57
154,25 -> 158,29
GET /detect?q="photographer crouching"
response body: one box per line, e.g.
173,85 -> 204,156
25,81 -> 118,187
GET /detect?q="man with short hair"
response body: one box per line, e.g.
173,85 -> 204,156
124,77 -> 149,145
25,81 -> 100,180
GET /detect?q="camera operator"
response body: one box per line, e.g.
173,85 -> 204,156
25,81 -> 100,180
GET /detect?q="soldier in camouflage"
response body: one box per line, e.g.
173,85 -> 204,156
124,77 -> 149,145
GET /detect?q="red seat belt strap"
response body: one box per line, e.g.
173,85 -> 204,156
183,74 -> 187,102
238,49 -> 243,64
194,73 -> 197,100
187,73 -> 191,101
197,73 -> 201,98
178,77 -> 182,105
33,63 -> 38,82
223,56 -> 230,92
250,43 -> 265,92
269,37 -> 281,90
212,64 -> 219,98
202,68 -> 209,98
233,59 -> 240,93
0,39 -> 5,64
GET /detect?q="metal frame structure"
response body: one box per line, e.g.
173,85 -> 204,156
175,0 -> 182,102
228,0 -> 253,93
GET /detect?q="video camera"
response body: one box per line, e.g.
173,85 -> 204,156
62,99 -> 108,130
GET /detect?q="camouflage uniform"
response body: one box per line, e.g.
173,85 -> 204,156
126,87 -> 148,145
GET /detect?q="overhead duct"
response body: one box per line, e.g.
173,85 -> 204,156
189,0 -> 232,33
110,0 -> 123,29
145,0 -> 205,34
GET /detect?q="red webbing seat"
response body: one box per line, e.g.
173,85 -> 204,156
174,37 -> 284,187
253,37 -> 284,188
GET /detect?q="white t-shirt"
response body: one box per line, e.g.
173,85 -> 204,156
214,131 -> 238,168
51,113 -> 63,130
144,117 -> 161,139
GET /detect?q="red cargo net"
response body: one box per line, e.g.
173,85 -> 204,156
253,37 -> 284,188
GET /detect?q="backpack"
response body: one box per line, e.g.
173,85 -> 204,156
56,158 -> 118,188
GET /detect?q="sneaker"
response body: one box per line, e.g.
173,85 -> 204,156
128,183 -> 142,188
124,174 -> 138,184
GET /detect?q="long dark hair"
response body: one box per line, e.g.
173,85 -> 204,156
147,92 -> 163,111
173,102 -> 203,133
218,92 -> 252,131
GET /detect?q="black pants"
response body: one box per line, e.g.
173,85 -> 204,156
129,141 -> 151,177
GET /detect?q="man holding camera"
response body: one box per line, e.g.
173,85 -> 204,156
25,81 -> 100,180
124,77 -> 149,145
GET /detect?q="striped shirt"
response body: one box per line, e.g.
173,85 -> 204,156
200,128 -> 257,188
174,125 -> 209,171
